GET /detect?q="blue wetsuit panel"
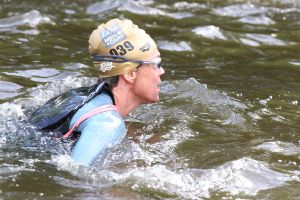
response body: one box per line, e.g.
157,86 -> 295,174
69,92 -> 126,166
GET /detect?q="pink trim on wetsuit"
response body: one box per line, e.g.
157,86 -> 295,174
62,104 -> 118,139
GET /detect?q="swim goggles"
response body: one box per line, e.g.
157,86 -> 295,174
93,55 -> 162,68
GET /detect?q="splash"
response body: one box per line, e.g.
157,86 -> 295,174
0,76 -> 298,199
27,76 -> 97,106
160,78 -> 249,129
51,155 -> 295,199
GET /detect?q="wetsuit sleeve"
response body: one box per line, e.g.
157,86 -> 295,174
71,111 -> 126,166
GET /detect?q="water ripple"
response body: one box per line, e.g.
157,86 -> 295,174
87,0 -> 194,19
118,1 -> 169,17
213,3 -> 269,18
157,40 -> 192,52
86,1 -> 122,15
0,10 -> 52,34
255,141 -> 300,156
173,2 -> 207,11
3,68 -> 81,83
51,156 -> 296,199
238,15 -> 275,25
0,81 -> 23,99
242,33 -> 287,46
192,25 -> 227,40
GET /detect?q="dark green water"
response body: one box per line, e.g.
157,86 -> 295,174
0,0 -> 299,199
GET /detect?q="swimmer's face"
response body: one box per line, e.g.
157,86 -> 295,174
132,54 -> 165,103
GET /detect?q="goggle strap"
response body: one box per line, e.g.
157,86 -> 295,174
92,55 -> 154,65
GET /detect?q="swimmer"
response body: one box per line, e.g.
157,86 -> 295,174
28,18 -> 165,166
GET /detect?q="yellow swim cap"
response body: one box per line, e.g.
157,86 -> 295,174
88,18 -> 159,77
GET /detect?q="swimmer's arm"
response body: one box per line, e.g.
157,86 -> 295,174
71,115 -> 126,166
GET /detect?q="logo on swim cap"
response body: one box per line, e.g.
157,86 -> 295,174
99,61 -> 114,72
139,42 -> 151,52
100,23 -> 127,48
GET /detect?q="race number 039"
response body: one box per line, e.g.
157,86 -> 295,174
109,41 -> 134,56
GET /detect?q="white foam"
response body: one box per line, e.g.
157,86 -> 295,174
192,25 -> 226,40
173,2 -> 207,10
0,135 -> 7,148
201,157 -> 294,195
289,61 -> 300,66
0,163 -> 34,177
165,12 -> 193,19
259,96 -> 273,106
252,106 -> 288,123
132,157 -> 294,198
0,102 -> 25,119
51,154 -> 80,171
55,157 -> 295,199
291,100 -> 298,105
248,112 -> 262,120
157,40 -> 192,52
28,76 -> 97,105
255,141 -> 300,156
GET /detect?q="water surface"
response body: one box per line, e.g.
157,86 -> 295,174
0,0 -> 299,199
